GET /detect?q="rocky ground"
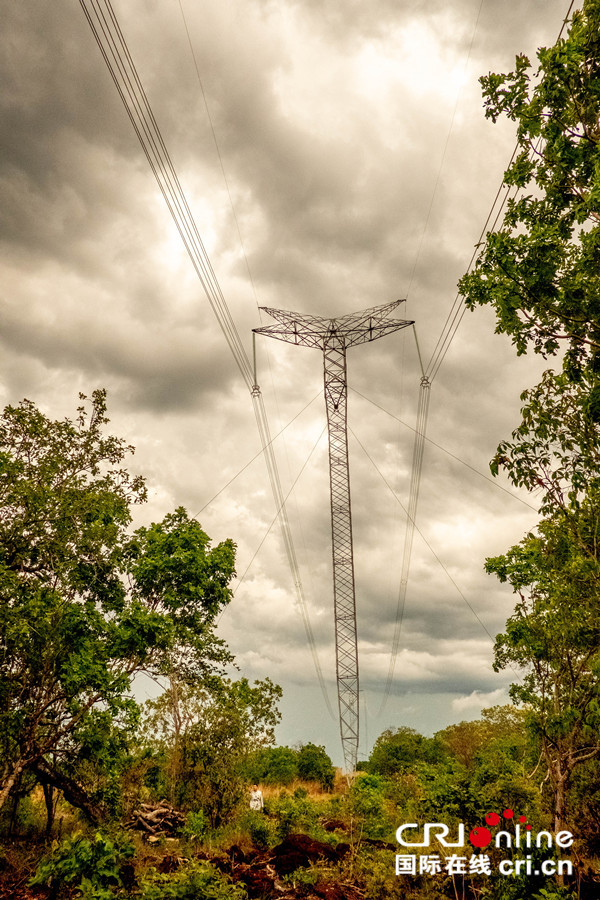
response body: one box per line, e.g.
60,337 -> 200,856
0,832 -> 372,900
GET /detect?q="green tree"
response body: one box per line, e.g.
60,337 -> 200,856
467,707 -> 538,819
457,0 -> 600,847
459,0 -> 600,380
436,719 -> 487,769
244,745 -> 299,785
415,758 -> 476,826
368,726 -> 444,777
296,742 -> 335,791
488,503 -> 600,832
490,369 -> 600,517
0,391 -> 236,820
141,676 -> 282,826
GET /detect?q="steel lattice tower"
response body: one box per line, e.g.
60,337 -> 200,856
254,300 -> 413,773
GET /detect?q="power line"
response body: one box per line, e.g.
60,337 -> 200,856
425,0 -> 577,381
80,0 -> 254,387
376,374 -> 431,714
79,0 -> 332,716
193,391 -> 321,518
349,386 -> 537,512
229,424 -> 335,719
384,0 -> 577,709
350,426 -> 497,646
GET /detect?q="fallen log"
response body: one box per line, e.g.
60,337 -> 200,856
125,801 -> 186,836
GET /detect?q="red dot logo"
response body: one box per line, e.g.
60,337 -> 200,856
503,809 -> 514,819
469,826 -> 492,849
485,812 -> 501,827
519,815 -> 527,824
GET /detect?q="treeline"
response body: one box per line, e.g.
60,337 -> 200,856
361,711 -> 600,860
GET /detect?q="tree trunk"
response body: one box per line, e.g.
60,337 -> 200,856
0,761 -> 26,815
550,754 -> 572,887
33,758 -> 104,825
8,784 -> 21,837
554,771 -> 567,834
42,780 -> 55,838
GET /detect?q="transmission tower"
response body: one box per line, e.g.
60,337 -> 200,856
254,300 -> 413,773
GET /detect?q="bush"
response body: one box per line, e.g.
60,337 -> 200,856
348,774 -> 392,839
243,810 -> 273,848
268,790 -> 321,840
182,809 -> 207,845
139,861 -> 248,899
30,831 -> 133,899
297,744 -> 335,791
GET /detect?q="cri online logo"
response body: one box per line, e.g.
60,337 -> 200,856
396,809 -> 574,851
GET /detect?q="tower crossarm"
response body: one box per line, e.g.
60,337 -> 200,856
255,300 -> 413,352
253,320 -> 326,350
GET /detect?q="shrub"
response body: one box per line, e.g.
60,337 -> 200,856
297,744 -> 335,791
182,809 -> 207,845
139,861 -> 248,899
30,831 -> 133,899
269,790 -> 321,840
348,774 -> 392,839
245,810 -> 272,848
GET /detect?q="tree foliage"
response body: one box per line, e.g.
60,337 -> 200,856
245,745 -> 299,785
296,742 -> 335,791
491,370 -> 600,515
458,0 -> 600,842
244,741 -> 335,790
368,726 -> 444,777
488,505 -> 600,832
0,391 -> 236,818
459,0 -> 600,380
141,676 -> 282,826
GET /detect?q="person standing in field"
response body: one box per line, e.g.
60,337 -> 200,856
249,784 -> 264,811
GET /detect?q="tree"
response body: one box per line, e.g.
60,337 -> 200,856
125,507 -> 236,681
459,707 -> 537,819
488,502 -> 600,832
0,391 -> 236,819
490,369 -> 600,517
296,742 -> 335,791
245,745 -> 299,785
141,676 -> 282,826
368,726 -> 444,777
457,0 -> 600,841
436,719 -> 488,770
459,0 -> 600,381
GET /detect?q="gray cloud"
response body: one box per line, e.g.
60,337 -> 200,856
0,0 -> 570,765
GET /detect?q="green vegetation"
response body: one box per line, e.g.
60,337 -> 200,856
459,0 -> 600,380
459,0 -> 600,850
140,676 -> 282,826
244,742 -> 335,791
0,390 -> 238,826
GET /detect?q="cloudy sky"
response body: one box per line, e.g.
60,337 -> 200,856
1,0 -> 572,766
